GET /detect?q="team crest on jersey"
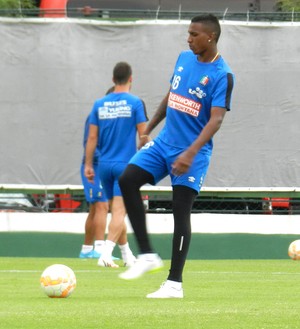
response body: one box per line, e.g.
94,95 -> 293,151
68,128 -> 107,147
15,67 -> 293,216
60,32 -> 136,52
199,75 -> 209,86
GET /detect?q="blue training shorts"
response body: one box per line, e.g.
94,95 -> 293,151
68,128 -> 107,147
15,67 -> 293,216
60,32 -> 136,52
99,161 -> 127,200
129,137 -> 211,193
80,163 -> 108,203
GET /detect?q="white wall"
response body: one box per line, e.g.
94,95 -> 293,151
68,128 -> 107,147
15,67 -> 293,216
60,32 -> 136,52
2,212 -> 300,234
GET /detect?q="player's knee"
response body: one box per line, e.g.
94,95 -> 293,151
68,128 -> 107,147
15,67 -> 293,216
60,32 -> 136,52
119,165 -> 136,194
119,164 -> 154,192
119,166 -> 131,189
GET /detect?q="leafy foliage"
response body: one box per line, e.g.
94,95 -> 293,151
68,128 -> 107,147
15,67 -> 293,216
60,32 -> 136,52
0,0 -> 36,9
276,0 -> 300,11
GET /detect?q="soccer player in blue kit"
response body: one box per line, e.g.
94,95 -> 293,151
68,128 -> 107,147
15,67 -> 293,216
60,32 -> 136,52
119,14 -> 235,298
80,107 -> 130,260
79,115 -> 109,259
79,86 -> 121,259
85,62 -> 148,268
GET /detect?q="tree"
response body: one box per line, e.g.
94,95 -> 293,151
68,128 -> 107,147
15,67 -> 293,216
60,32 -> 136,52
0,0 -> 37,9
275,0 -> 300,11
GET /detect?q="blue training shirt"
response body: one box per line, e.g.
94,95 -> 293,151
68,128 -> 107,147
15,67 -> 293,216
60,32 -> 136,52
158,50 -> 234,153
89,92 -> 148,162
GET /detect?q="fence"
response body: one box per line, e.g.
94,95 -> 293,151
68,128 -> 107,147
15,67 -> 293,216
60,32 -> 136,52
0,8 -> 299,22
1,185 -> 300,215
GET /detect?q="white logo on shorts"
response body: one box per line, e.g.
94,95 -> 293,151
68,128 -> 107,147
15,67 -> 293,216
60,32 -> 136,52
188,176 -> 195,183
141,141 -> 154,150
199,174 -> 205,188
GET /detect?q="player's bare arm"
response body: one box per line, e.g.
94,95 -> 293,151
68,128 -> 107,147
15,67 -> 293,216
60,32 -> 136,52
84,124 -> 98,182
171,106 -> 227,176
143,90 -> 170,136
137,122 -> 149,149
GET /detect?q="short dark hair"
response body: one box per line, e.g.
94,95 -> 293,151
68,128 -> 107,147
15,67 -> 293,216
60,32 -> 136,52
191,14 -> 221,42
113,62 -> 132,85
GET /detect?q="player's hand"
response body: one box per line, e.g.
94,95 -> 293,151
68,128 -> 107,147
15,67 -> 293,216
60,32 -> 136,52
138,135 -> 152,149
84,165 -> 95,183
171,150 -> 195,176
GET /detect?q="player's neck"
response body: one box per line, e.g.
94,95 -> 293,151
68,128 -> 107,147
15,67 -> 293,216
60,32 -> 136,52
114,82 -> 131,93
197,48 -> 220,63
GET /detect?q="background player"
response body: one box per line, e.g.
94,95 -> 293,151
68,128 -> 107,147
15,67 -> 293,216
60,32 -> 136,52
85,62 -> 149,267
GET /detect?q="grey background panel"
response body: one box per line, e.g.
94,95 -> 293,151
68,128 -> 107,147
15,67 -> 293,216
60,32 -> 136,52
0,19 -> 299,187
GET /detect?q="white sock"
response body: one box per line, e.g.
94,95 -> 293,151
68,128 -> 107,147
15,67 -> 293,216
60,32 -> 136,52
119,242 -> 131,253
102,240 -> 116,258
94,240 -> 105,253
141,253 -> 158,261
119,242 -> 134,260
166,280 -> 182,290
81,245 -> 93,253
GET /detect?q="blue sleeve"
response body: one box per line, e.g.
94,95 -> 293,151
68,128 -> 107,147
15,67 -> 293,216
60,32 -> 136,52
83,117 -> 89,148
135,98 -> 148,124
169,52 -> 183,85
212,72 -> 235,111
89,101 -> 99,126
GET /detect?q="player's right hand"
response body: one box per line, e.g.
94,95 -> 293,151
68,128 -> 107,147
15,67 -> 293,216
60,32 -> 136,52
138,135 -> 151,149
84,165 -> 95,183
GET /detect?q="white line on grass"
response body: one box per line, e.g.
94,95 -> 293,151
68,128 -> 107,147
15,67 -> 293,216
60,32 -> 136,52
1,270 -> 300,276
189,270 -> 300,276
0,270 -> 102,273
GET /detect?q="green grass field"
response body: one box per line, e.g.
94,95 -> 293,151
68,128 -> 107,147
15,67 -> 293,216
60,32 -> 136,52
1,257 -> 300,329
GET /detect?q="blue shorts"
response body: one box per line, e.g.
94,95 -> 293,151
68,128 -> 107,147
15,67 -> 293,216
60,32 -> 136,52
80,163 -> 107,203
129,137 -> 211,193
99,161 -> 127,200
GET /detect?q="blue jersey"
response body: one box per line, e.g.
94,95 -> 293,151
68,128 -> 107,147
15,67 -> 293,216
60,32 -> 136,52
158,50 -> 234,154
89,92 -> 148,162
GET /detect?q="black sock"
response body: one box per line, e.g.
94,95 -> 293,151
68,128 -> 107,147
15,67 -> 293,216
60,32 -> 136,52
167,185 -> 197,283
